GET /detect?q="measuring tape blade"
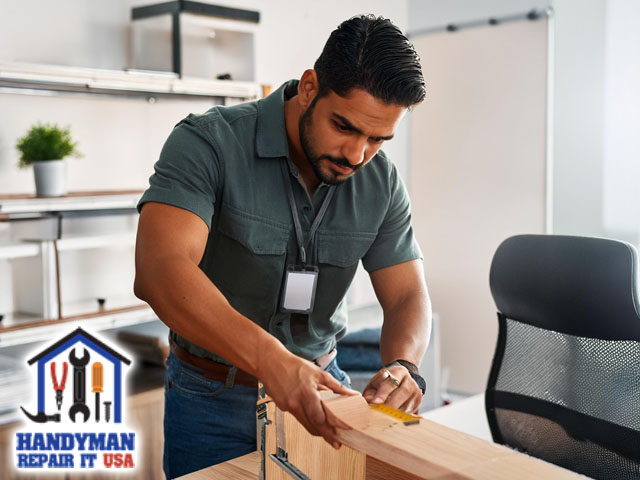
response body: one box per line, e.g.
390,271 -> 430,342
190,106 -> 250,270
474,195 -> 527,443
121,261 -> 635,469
369,403 -> 423,424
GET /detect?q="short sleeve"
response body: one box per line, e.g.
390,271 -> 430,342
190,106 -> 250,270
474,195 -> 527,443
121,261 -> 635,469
361,164 -> 423,272
137,117 -> 220,230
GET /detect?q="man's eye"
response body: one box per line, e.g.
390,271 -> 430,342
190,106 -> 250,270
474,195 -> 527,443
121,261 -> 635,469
335,123 -> 349,132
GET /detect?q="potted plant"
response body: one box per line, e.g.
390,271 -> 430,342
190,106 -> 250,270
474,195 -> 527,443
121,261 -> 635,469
15,123 -> 82,197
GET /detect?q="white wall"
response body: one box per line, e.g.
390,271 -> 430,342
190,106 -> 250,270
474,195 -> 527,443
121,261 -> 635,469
549,0 -> 640,245
0,1 -> 409,195
552,0 -> 606,238
409,0 -> 550,33
0,2 -> 131,70
408,1 -> 551,396
602,0 -> 640,244
408,18 -> 549,394
552,0 -> 640,245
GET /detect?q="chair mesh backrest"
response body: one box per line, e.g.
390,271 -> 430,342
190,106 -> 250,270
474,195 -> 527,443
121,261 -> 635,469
486,235 -> 640,479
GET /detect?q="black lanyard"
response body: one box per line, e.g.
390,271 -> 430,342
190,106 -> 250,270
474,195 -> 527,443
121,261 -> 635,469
280,160 -> 335,265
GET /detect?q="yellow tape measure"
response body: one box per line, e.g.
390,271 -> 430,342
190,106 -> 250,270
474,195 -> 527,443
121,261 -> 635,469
369,403 -> 422,425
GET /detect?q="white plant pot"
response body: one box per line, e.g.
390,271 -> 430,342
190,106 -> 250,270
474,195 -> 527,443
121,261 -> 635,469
33,159 -> 66,197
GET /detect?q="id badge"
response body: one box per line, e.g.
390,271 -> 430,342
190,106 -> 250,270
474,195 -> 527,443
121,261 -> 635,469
280,265 -> 319,314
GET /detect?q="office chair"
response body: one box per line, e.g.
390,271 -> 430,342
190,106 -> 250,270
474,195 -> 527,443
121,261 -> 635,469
486,234 -> 640,479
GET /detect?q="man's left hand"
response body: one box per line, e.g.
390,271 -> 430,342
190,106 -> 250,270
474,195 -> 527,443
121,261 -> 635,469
362,365 -> 422,414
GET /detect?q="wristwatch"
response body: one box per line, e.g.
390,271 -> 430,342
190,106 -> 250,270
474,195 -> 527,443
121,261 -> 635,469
384,359 -> 427,396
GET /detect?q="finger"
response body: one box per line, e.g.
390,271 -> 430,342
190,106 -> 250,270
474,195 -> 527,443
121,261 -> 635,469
304,397 -> 342,449
368,369 -> 390,390
295,411 -> 321,437
385,383 -> 412,410
363,386 -> 377,402
400,397 -> 421,415
395,378 -> 422,413
370,376 -> 401,404
321,399 -> 352,430
398,394 -> 418,413
315,420 -> 342,449
398,399 -> 413,414
363,369 -> 390,402
300,393 -> 334,439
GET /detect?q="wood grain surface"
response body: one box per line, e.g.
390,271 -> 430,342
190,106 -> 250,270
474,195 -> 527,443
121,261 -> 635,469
178,452 -> 260,480
320,393 -> 582,480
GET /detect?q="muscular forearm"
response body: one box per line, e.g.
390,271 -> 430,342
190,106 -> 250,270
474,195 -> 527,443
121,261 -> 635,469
134,253 -> 293,378
379,290 -> 432,366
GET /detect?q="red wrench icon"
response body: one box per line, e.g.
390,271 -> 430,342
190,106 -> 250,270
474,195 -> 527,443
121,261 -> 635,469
51,361 -> 68,411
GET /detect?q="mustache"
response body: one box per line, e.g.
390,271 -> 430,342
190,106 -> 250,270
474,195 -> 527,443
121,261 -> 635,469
318,156 -> 361,172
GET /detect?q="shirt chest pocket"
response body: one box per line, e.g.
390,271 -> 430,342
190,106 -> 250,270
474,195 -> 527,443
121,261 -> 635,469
309,231 -> 377,337
316,231 -> 376,268
205,206 -> 291,319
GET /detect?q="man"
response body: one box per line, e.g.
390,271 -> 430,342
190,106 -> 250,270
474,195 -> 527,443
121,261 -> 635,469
135,14 -> 431,479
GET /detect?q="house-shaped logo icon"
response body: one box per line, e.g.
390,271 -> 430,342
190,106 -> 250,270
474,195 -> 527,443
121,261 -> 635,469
21,327 -> 131,424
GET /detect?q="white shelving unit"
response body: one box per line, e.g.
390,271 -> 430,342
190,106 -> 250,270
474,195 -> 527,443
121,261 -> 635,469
0,4 -> 260,350
0,233 -> 136,260
0,191 -> 155,347
0,190 -> 142,214
0,62 -> 261,100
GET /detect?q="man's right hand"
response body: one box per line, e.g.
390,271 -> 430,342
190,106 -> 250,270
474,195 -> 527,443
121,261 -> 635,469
258,350 -> 360,449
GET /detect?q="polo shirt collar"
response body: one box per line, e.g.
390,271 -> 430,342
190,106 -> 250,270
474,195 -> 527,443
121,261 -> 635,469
256,79 -> 299,159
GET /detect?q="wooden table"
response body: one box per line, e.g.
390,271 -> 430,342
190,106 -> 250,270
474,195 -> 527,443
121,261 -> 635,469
177,452 -> 259,480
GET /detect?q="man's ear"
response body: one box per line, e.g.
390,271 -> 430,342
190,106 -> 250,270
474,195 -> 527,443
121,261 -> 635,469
297,69 -> 319,108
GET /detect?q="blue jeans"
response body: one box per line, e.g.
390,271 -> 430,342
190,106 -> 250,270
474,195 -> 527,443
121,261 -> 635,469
163,351 -> 351,479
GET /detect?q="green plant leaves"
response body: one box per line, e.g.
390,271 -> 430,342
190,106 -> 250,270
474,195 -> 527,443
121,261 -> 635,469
16,123 -> 82,167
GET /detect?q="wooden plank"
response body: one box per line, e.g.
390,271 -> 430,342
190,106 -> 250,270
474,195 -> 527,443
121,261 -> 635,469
319,393 -> 582,480
178,451 -> 260,480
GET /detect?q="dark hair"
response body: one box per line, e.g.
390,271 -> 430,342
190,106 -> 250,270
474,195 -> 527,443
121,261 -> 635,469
313,15 -> 426,108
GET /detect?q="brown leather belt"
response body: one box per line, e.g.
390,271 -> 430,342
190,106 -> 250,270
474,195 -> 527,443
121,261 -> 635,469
170,341 -> 259,388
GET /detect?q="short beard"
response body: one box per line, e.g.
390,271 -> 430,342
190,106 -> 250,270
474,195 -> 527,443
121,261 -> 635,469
298,96 -> 362,186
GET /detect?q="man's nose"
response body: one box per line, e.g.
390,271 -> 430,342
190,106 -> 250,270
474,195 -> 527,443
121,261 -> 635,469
341,138 -> 367,167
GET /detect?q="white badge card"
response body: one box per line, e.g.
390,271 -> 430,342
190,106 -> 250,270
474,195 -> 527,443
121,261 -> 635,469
280,265 -> 319,314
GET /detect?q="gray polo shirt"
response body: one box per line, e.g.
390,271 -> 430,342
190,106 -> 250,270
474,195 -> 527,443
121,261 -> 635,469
138,80 -> 422,363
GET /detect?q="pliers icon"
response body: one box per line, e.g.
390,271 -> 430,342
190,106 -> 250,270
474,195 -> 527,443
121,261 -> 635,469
51,361 -> 69,411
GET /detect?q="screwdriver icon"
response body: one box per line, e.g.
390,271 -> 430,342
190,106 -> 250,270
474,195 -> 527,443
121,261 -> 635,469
92,362 -> 103,422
